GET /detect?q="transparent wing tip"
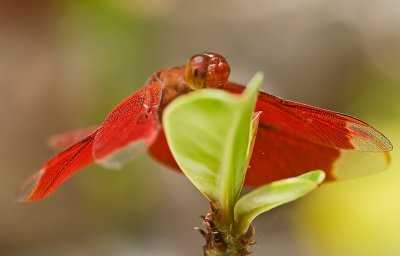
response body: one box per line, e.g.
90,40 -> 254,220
348,122 -> 393,152
15,168 -> 45,202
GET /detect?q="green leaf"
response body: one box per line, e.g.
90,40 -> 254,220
234,170 -> 325,235
163,73 -> 263,224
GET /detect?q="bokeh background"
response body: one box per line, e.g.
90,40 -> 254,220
1,0 -> 399,255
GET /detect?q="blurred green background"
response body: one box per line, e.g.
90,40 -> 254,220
1,0 -> 399,255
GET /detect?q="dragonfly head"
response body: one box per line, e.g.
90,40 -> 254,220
184,52 -> 231,90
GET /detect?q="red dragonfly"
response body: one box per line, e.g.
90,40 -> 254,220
17,52 -> 393,202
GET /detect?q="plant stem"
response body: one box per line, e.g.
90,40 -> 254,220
199,209 -> 255,256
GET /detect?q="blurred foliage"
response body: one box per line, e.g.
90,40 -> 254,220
345,70 -> 400,120
294,121 -> 400,255
56,0 -> 159,122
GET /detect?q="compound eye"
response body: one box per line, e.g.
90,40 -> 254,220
206,59 -> 230,88
184,54 -> 210,90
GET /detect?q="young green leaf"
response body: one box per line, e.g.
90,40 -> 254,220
163,73 -> 263,224
234,170 -> 325,235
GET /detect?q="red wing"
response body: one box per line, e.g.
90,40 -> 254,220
226,81 -> 392,184
18,80 -> 162,201
16,131 -> 97,202
224,82 -> 392,152
149,128 -> 180,171
149,81 -> 392,185
47,126 -> 98,151
93,80 -> 162,169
